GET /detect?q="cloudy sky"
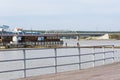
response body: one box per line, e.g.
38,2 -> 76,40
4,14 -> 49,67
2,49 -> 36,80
0,0 -> 120,31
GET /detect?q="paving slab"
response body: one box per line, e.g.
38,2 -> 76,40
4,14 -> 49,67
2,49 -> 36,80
16,62 -> 120,80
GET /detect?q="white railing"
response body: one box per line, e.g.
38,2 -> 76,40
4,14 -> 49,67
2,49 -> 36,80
0,45 -> 119,80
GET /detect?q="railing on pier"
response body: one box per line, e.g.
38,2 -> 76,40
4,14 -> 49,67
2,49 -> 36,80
0,45 -> 119,80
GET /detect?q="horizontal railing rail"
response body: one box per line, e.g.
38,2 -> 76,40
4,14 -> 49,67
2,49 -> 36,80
0,45 -> 116,79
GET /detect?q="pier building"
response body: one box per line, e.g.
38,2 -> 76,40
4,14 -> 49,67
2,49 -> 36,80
0,25 -> 63,48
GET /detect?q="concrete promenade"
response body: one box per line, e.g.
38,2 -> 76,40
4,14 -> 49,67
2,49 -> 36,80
16,62 -> 120,80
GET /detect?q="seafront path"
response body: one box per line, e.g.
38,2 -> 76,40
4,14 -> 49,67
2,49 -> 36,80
16,62 -> 120,80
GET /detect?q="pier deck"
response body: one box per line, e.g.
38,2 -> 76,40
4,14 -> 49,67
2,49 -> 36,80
16,62 -> 120,80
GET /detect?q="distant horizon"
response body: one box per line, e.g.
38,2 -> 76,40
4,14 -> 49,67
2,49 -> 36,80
25,28 -> 120,32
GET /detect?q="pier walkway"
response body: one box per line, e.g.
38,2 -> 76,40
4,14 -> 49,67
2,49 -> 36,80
17,62 -> 120,80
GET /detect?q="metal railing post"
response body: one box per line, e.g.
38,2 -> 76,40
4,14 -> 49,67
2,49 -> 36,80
93,47 -> 95,67
112,45 -> 115,62
54,48 -> 57,73
23,49 -> 27,78
102,46 -> 105,65
78,47 -> 81,70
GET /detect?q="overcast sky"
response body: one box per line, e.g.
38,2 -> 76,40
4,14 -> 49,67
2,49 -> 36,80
0,0 -> 120,31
